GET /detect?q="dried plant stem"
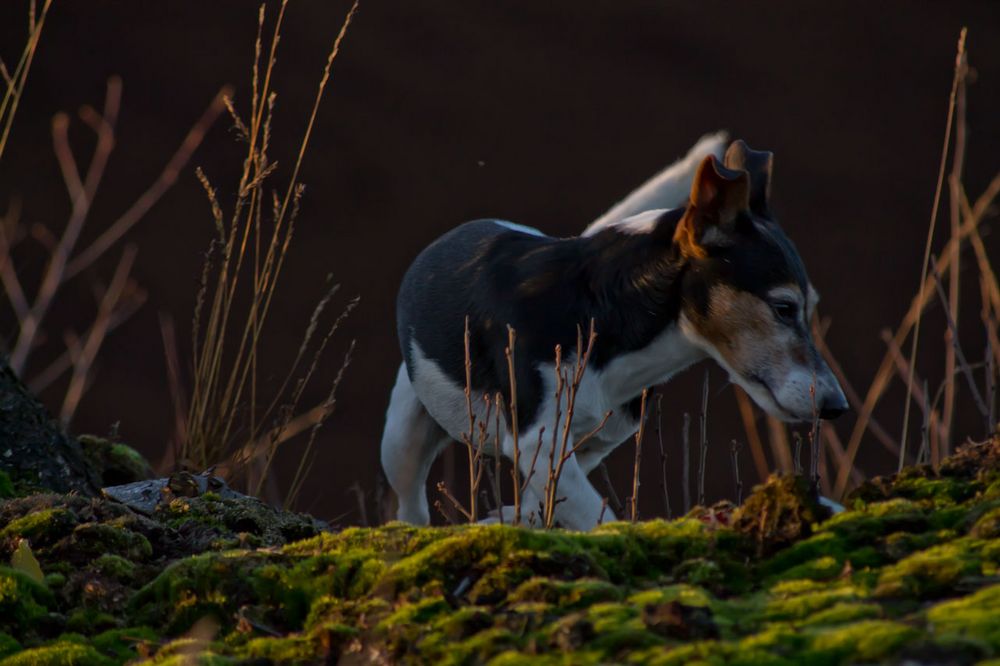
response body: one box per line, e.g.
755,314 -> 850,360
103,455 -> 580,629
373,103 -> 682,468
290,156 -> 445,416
930,257 -> 990,428
812,316 -> 898,455
9,79 -> 121,375
730,440 -> 743,505
0,0 -> 53,165
880,328 -> 944,467
900,27 -> 967,466
792,432 -> 803,475
835,169 -> 1000,498
942,49 -> 969,454
60,245 -> 137,425
629,388 -> 649,522
697,370 -> 709,506
505,326 -> 522,524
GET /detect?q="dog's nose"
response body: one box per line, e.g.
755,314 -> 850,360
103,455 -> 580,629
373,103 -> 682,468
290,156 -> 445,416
819,395 -> 849,420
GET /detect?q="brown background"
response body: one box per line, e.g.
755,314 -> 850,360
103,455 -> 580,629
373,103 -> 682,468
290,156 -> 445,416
1,1 -> 998,523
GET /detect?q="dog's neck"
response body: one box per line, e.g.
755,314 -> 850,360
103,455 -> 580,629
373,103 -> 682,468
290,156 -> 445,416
569,208 -> 706,402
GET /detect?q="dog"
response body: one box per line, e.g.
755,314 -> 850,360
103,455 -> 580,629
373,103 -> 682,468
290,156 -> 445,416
380,135 -> 848,530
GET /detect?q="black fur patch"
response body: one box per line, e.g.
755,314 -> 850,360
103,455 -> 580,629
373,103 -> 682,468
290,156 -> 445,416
397,210 -> 809,429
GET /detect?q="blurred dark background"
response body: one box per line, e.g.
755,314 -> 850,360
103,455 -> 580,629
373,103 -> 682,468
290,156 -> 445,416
1,1 -> 998,523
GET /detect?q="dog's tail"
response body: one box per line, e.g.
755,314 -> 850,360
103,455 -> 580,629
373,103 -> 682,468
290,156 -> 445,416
582,130 -> 729,236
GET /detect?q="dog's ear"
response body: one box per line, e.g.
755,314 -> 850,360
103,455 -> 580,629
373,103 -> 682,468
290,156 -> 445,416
724,140 -> 773,216
673,155 -> 749,258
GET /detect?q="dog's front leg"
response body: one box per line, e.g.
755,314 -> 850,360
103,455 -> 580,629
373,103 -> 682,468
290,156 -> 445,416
508,429 -> 615,531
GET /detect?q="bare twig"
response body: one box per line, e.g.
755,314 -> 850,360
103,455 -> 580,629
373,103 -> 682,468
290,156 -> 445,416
730,440 -> 743,504
60,245 -> 137,425
697,369 -> 709,506
792,432 -> 803,475
629,388 -> 649,522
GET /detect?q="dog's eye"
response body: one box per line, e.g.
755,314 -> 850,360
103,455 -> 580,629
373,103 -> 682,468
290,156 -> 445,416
771,301 -> 799,325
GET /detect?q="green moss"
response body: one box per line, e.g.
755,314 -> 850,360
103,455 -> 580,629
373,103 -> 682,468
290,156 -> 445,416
241,635 -> 318,661
926,583 -> 1000,648
66,608 -> 118,633
808,619 -> 920,662
0,566 -> 54,632
70,523 -> 152,560
92,554 -> 137,581
971,506 -> 1000,539
0,640 -> 114,666
91,627 -> 159,662
0,508 -> 75,542
764,582 -> 860,621
0,634 -> 21,660
875,538 -> 984,598
0,471 -> 14,499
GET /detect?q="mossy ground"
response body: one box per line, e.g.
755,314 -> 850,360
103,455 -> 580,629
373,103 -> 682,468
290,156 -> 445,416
0,437 -> 999,664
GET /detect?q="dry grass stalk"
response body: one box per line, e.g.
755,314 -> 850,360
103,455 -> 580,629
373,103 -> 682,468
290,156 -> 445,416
792,432 -> 803,475
899,27 -> 967,463
184,1 -> 360,499
767,417 -> 793,474
0,0 -> 53,164
835,169 -> 1000,498
942,48 -> 970,454
628,388 -> 649,522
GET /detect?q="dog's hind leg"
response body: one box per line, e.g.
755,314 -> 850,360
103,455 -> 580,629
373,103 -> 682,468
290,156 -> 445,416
380,362 -> 451,525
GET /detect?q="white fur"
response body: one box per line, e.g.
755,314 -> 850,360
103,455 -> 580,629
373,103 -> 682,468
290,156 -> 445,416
605,208 -> 672,235
388,326 -> 708,530
583,131 -> 728,236
492,220 -> 547,237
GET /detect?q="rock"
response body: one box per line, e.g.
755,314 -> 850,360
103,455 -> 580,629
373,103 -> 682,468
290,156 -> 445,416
0,360 -> 101,496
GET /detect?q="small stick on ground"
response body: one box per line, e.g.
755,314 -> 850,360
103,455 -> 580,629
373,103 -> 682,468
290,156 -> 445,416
629,388 -> 649,522
697,369 -> 709,506
655,393 -> 671,518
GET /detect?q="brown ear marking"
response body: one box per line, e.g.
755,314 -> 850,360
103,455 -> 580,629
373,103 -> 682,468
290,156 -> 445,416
724,139 -> 774,216
674,155 -> 750,258
690,155 -> 750,216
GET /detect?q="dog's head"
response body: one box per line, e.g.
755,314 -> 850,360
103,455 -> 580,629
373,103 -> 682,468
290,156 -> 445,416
673,140 -> 848,422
